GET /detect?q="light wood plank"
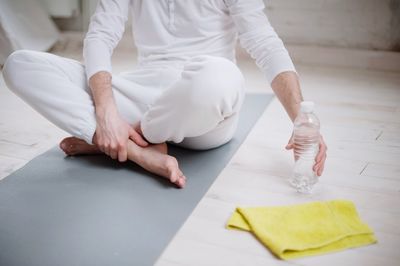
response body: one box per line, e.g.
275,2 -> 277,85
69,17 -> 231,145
363,163 -> 400,180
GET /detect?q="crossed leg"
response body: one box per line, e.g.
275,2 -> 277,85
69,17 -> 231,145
3,51 -> 244,188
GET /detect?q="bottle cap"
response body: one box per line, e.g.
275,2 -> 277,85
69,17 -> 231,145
300,101 -> 314,113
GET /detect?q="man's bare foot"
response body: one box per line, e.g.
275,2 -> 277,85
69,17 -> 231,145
128,141 -> 186,188
59,137 -> 186,188
59,137 -> 101,156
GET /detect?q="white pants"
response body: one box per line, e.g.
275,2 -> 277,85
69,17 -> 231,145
2,50 -> 245,150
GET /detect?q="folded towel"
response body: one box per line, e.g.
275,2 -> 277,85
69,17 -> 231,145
226,200 -> 376,260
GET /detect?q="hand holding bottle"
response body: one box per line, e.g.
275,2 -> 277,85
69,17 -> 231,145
286,134 -> 327,177
286,101 -> 327,193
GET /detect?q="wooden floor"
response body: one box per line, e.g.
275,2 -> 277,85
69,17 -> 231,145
1,32 -> 400,265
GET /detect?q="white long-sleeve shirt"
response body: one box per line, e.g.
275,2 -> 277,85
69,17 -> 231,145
83,0 -> 296,84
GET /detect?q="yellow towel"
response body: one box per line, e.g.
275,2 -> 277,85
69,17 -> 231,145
226,200 -> 376,260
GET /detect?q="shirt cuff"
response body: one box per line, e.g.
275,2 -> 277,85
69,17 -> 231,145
83,39 -> 112,81
262,51 -> 297,84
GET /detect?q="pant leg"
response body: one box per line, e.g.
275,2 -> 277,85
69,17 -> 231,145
177,112 -> 239,150
140,55 -> 245,150
2,50 -> 97,143
2,50 -> 148,144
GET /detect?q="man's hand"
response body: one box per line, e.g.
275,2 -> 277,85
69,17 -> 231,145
286,134 -> 327,176
271,72 -> 327,176
94,105 -> 148,162
89,71 -> 147,162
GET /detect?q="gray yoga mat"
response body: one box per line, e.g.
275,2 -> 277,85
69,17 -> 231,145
0,94 -> 272,266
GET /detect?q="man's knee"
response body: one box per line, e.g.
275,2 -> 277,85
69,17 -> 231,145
141,56 -> 245,144
177,113 -> 239,150
2,50 -> 36,92
182,55 -> 245,110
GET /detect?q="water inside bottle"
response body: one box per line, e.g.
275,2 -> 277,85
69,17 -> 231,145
291,126 -> 320,193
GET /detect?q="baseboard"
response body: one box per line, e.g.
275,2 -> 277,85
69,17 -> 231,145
236,44 -> 400,72
286,45 -> 400,72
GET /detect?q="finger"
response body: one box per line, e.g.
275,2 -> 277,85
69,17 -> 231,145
285,141 -> 294,150
316,143 -> 327,162
133,122 -> 143,135
314,164 -> 322,176
95,137 -> 104,152
109,145 -> 118,160
97,144 -> 105,153
313,153 -> 326,168
313,163 -> 321,175
313,154 -> 326,172
314,160 -> 325,176
103,141 -> 110,156
285,132 -> 294,149
315,149 -> 325,163
313,159 -> 320,171
105,142 -> 116,158
92,132 -> 99,146
118,143 -> 128,162
129,129 -> 148,147
319,137 -> 327,150
317,163 -> 325,176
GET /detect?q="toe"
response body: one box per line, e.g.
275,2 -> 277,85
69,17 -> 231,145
59,140 -> 67,151
169,170 -> 186,188
59,137 -> 74,152
65,147 -> 75,155
60,144 -> 71,154
170,175 -> 178,183
165,156 -> 179,170
177,176 -> 186,188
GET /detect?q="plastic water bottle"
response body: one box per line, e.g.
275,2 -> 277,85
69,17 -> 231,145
290,101 -> 320,193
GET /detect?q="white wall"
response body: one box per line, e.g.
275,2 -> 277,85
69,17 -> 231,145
265,0 -> 400,51
42,0 -> 400,52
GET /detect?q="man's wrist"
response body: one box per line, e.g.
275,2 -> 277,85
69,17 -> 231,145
89,71 -> 115,119
95,100 -> 117,119
270,71 -> 303,122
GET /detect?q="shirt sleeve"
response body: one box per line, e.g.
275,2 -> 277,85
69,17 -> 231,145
83,0 -> 130,81
225,0 -> 296,84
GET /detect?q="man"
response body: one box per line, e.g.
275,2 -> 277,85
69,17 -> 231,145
3,0 -> 327,188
